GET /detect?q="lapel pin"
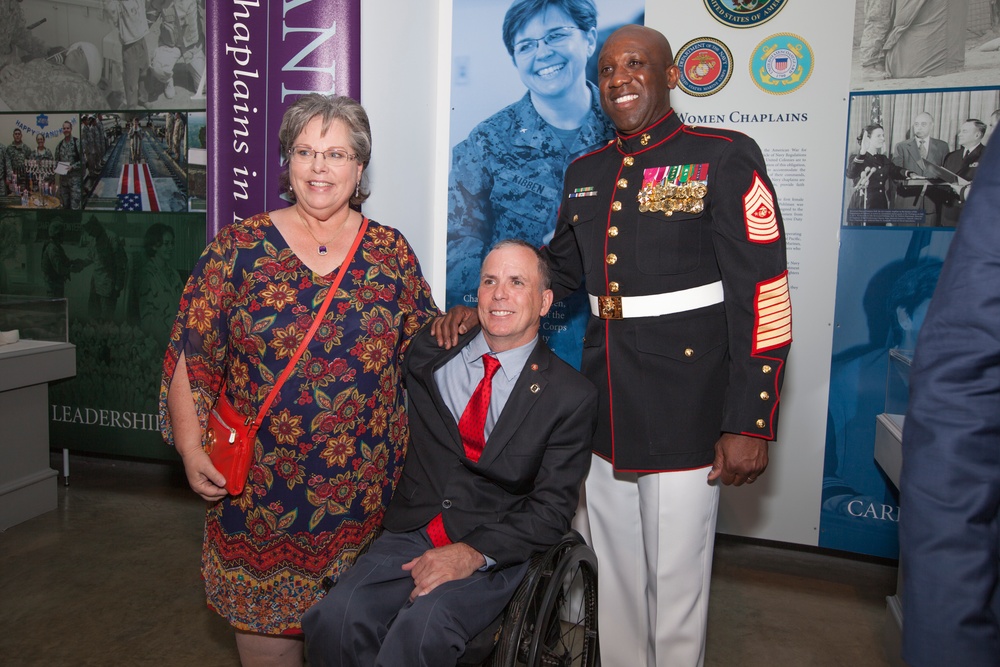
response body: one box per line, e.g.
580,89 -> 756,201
530,383 -> 540,393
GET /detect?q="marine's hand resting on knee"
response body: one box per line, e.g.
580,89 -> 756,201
402,542 -> 486,600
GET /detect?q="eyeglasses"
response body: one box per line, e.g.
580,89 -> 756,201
512,26 -> 582,59
288,146 -> 357,165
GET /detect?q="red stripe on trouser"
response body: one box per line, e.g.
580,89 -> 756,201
427,513 -> 452,547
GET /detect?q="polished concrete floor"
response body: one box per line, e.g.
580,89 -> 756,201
0,454 -> 898,666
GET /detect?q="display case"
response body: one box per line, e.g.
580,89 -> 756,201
874,348 -> 912,489
0,295 -> 75,530
875,347 -> 912,667
0,295 -> 69,343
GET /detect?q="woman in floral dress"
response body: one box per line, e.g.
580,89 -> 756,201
159,94 -> 438,666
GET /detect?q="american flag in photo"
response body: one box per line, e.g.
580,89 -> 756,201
115,164 -> 160,212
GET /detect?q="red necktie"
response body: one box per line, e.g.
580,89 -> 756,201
457,353 -> 501,463
426,354 -> 501,548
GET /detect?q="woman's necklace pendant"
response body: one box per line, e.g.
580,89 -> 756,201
317,245 -> 328,256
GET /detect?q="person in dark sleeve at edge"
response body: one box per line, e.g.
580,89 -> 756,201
303,240 -> 597,667
899,139 -> 1000,667
434,24 -> 791,667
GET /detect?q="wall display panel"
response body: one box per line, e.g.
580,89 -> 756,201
445,0 -> 644,368
816,0 -> 1000,557
187,111 -> 206,212
0,0 -> 208,460
819,227 -> 952,558
841,88 -> 999,228
850,0 -> 998,92
0,207 -> 205,459
642,0 -> 999,554
643,0 -> 853,547
3,0 -> 207,112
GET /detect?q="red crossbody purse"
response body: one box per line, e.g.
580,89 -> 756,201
204,218 -> 369,495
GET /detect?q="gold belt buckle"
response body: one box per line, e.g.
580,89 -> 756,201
598,295 -> 622,320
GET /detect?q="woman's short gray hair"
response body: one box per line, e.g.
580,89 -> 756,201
278,94 -> 372,208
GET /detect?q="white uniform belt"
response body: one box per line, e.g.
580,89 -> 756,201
588,281 -> 724,319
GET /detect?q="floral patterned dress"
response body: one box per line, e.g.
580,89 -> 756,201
159,213 -> 438,634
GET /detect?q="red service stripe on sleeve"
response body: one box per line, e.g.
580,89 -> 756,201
753,272 -> 791,354
743,172 -> 779,243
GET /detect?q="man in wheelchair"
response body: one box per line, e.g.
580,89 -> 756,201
303,240 -> 598,667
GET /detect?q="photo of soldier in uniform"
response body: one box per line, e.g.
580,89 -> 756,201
446,0 -> 643,368
0,113 -> 80,210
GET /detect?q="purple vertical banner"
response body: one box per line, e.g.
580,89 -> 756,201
208,0 -> 361,237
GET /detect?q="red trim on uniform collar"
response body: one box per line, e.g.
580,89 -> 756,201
614,108 -> 677,141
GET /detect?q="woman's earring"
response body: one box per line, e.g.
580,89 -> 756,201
355,182 -> 360,198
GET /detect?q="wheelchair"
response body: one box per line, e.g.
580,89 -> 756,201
458,530 -> 599,667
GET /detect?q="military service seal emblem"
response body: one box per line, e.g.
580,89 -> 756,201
703,0 -> 787,29
676,38 -> 733,97
750,33 -> 814,95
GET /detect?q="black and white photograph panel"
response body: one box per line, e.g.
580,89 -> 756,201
0,0 -> 206,112
850,0 -> 1000,91
842,88 -> 999,227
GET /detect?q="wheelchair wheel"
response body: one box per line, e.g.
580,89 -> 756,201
525,543 -> 598,667
486,534 -> 598,667
485,544 -> 563,666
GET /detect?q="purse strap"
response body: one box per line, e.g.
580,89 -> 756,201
246,216 -> 370,434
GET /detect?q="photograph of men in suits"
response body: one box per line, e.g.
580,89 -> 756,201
939,118 -> 985,226
302,240 -> 597,667
892,111 -> 949,225
985,109 -> 1000,144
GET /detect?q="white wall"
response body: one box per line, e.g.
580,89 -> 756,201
361,0 -> 451,307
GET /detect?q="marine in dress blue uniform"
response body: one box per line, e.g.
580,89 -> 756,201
542,25 -> 791,667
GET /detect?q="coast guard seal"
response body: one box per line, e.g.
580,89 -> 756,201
750,33 -> 814,95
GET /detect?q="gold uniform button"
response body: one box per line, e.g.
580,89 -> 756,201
684,348 -> 694,357
572,214 -> 579,222
762,365 -> 772,374
623,156 -> 634,166
611,201 -> 622,212
617,178 -> 628,189
606,253 -> 617,265
760,391 -> 770,401
756,419 -> 766,429
608,226 -> 619,237
609,281 -> 620,293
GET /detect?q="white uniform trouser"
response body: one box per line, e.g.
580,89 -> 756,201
583,454 -> 720,667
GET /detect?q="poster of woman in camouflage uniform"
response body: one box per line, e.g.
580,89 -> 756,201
446,0 -> 643,368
